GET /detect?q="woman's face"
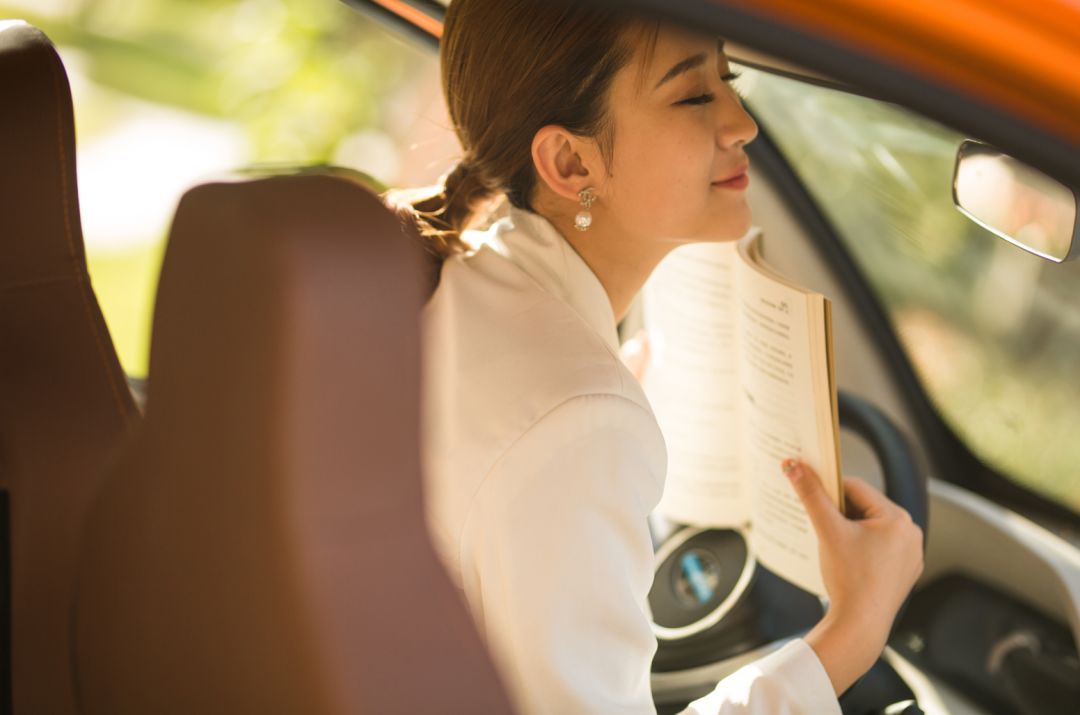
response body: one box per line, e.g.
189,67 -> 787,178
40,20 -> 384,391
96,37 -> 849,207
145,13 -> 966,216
599,26 -> 758,244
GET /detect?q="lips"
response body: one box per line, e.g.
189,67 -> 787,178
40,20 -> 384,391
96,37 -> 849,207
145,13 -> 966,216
708,165 -> 751,190
712,162 -> 750,185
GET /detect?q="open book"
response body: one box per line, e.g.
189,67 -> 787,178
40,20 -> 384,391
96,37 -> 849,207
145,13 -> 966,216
642,229 -> 843,596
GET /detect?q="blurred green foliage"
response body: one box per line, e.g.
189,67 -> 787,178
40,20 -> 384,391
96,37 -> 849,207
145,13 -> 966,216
5,0 -> 423,159
743,69 -> 1080,513
0,0 -> 430,375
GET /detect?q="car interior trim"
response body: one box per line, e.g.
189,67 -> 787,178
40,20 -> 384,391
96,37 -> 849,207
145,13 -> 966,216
343,0 -> 441,47
650,527 -> 757,641
883,646 -> 976,715
924,479 -> 1080,647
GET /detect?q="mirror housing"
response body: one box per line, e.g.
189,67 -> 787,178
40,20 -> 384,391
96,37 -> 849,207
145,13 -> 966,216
952,140 -> 1080,262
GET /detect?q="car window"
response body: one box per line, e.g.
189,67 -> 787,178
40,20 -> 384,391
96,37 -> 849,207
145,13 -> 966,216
738,68 -> 1080,514
1,0 -> 444,376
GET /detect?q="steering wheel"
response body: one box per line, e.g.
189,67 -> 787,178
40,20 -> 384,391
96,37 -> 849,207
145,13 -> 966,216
648,390 -> 929,713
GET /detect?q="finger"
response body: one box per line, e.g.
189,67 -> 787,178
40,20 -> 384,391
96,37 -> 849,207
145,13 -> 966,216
782,459 -> 842,537
842,477 -> 896,519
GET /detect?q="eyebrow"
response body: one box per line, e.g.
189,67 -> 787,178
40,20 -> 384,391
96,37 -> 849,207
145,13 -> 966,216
653,39 -> 728,91
654,52 -> 707,90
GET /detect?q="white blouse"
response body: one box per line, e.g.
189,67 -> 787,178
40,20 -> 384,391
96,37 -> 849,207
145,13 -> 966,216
421,205 -> 841,715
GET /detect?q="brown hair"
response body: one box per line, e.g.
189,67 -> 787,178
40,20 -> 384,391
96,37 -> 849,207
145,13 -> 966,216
387,0 -> 657,260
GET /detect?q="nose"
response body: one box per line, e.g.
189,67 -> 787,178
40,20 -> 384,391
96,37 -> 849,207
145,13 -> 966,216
718,92 -> 758,149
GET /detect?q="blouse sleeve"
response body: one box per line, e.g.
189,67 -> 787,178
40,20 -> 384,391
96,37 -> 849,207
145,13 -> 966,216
459,393 -> 841,715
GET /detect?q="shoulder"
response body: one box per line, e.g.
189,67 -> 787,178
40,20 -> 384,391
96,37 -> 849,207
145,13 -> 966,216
487,391 -> 666,500
422,240 -> 666,564
424,242 -> 653,420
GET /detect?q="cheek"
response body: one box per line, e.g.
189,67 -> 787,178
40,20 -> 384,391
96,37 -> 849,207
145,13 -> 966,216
609,121 -> 714,229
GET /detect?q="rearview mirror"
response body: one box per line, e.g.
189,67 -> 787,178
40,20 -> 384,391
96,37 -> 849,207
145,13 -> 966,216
952,140 -> 1080,262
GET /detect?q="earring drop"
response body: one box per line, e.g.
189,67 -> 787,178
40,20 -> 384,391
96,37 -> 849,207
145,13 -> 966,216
575,187 -> 596,232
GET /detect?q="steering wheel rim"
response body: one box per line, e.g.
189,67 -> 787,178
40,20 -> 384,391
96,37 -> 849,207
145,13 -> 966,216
837,390 -> 929,545
835,390 -> 930,638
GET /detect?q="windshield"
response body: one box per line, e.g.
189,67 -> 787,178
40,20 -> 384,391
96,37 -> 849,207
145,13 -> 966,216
740,68 -> 1080,515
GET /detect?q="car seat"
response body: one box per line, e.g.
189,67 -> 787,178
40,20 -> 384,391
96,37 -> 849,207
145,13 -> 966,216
72,171 -> 514,714
0,20 -> 139,715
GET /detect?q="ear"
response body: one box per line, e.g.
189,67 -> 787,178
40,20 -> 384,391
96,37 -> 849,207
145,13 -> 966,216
531,125 -> 598,203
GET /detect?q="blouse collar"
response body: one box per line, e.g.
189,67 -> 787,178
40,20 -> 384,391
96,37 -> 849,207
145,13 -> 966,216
475,205 -> 620,353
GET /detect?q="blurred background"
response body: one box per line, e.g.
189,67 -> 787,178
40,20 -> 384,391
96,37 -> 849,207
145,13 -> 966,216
0,0 -> 449,377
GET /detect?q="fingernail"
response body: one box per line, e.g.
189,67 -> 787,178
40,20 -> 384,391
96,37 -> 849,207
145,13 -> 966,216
781,458 -> 801,478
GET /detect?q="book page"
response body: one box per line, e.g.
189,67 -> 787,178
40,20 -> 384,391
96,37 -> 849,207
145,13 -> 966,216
735,234 -> 840,596
642,241 -> 750,526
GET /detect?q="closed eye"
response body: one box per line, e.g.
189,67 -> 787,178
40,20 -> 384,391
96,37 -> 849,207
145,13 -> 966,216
678,93 -> 715,106
676,71 -> 744,106
722,70 -> 746,99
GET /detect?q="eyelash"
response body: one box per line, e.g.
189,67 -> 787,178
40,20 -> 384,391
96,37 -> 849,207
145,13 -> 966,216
678,71 -> 744,105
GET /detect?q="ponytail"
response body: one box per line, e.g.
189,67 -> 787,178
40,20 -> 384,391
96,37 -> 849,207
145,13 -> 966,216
385,160 -> 496,261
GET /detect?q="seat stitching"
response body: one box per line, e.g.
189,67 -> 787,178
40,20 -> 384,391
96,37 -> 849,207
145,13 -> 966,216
1,276 -> 75,291
50,53 -> 132,423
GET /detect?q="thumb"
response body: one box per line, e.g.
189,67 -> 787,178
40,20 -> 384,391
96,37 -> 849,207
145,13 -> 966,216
842,476 -> 896,519
782,459 -> 842,537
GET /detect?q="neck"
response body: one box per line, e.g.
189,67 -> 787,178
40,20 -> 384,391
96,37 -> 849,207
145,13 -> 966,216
545,211 -> 678,323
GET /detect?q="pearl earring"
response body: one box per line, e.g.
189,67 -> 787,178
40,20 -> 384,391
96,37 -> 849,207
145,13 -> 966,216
575,187 -> 596,232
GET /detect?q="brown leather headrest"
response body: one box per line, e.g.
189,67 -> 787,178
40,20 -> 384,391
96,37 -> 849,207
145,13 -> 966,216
0,21 -> 90,287
74,173 -> 513,714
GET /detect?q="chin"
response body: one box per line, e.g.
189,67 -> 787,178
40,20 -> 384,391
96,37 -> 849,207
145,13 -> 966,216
653,205 -> 753,243
698,215 -> 753,243
695,200 -> 752,241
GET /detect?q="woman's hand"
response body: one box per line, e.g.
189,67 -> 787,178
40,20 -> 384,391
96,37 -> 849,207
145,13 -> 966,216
781,459 -> 924,696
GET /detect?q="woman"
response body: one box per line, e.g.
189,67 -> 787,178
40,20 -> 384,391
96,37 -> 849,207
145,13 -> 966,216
398,1 -> 924,712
